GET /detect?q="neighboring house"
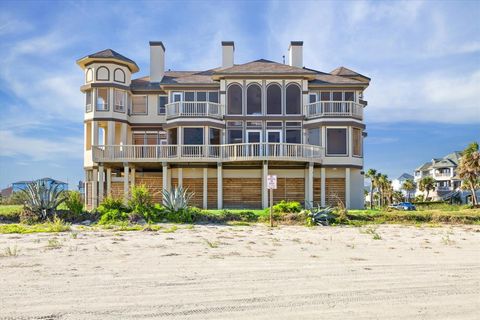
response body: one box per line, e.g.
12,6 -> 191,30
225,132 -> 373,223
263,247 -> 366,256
11,178 -> 68,193
392,173 -> 415,199
78,41 -> 370,210
414,152 -> 462,200
1,186 -> 13,199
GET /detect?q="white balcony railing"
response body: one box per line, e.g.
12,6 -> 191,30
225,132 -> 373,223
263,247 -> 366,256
304,101 -> 363,120
92,143 -> 324,163
165,101 -> 223,120
434,172 -> 452,178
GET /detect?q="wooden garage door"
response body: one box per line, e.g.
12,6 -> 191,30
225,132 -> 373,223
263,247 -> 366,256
272,178 -> 305,205
111,182 -> 124,200
136,175 -> 163,204
326,178 -> 345,207
223,178 -> 262,209
182,178 -> 203,208
207,178 -> 218,209
313,178 -> 321,204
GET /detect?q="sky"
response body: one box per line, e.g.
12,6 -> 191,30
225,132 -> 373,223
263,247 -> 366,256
0,0 -> 479,189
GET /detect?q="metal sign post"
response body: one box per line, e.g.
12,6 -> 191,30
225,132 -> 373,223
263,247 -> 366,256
267,175 -> 277,227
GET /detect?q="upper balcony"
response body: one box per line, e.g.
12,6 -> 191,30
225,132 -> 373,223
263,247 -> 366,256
304,101 -> 363,120
92,143 -> 324,164
166,101 -> 223,120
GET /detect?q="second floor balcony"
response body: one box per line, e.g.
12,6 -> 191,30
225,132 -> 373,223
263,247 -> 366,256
166,101 -> 223,120
304,101 -> 363,120
92,143 -> 324,164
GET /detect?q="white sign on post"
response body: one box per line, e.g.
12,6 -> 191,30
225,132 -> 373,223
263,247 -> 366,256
267,175 -> 277,190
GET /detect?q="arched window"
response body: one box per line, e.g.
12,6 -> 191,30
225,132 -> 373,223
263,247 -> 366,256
114,68 -> 125,83
285,84 -> 301,114
86,68 -> 93,83
267,84 -> 282,114
247,84 -> 262,115
96,66 -> 109,81
227,84 -> 242,115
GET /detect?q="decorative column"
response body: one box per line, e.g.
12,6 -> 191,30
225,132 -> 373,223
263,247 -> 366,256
262,161 -> 268,209
107,121 -> 115,145
203,167 -> 208,209
92,168 -> 98,209
162,162 -> 168,205
308,162 -> 314,207
217,163 -> 223,209
98,164 -> 104,203
91,121 -> 99,146
130,167 -> 136,190
178,167 -> 183,187
345,167 -> 351,209
120,123 -> 128,145
321,167 -> 326,207
124,163 -> 129,203
106,168 -> 112,196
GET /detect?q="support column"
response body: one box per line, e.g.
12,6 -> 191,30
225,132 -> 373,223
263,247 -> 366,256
120,123 -> 128,145
321,167 -> 326,207
92,168 -> 98,209
106,168 -> 112,196
217,163 -> 223,209
107,121 -> 115,145
162,162 -> 168,205
130,167 -> 136,190
178,167 -> 183,187
98,164 -> 104,203
91,121 -> 99,146
308,162 -> 314,207
203,167 -> 208,209
124,163 -> 129,203
345,167 -> 351,209
262,161 -> 268,209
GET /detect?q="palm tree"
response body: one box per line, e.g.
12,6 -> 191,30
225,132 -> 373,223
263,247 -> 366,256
458,142 -> 480,206
402,179 -> 416,202
377,174 -> 389,207
419,176 -> 435,201
365,169 -> 377,209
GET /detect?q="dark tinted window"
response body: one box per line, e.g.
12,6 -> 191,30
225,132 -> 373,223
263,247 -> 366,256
210,128 -> 220,145
286,129 -> 301,144
344,92 -> 354,101
286,84 -> 301,114
332,92 -> 342,101
267,84 -> 281,114
327,128 -> 347,155
197,92 -> 207,101
247,84 -> 262,115
185,92 -> 195,101
227,84 -> 242,114
228,129 -> 243,143
208,92 -> 219,103
158,96 -> 167,114
183,128 -> 204,145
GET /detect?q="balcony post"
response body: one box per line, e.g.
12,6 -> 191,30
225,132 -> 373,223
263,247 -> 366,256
162,162 -> 168,205
98,164 -> 104,203
123,163 -> 129,203
106,168 -> 112,196
308,162 -> 314,207
92,168 -> 98,209
120,123 -> 128,144
178,167 -> 183,187
345,167 -> 351,209
262,161 -> 268,209
321,167 -> 326,207
91,121 -> 99,146
203,167 -> 208,209
131,167 -> 136,191
107,121 -> 115,145
217,163 -> 223,209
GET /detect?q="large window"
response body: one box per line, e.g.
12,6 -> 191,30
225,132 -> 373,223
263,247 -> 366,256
114,89 -> 125,112
267,84 -> 281,114
85,90 -> 92,112
183,128 -> 204,145
228,130 -> 243,144
185,92 -> 195,101
208,92 -> 219,103
95,88 -> 109,111
307,128 -> 320,146
209,128 -> 220,145
286,84 -> 301,114
227,84 -> 242,114
247,84 -> 262,115
158,95 -> 167,115
96,66 -> 109,81
285,122 -> 302,144
132,95 -> 147,114
114,68 -> 125,83
353,128 -> 362,156
326,128 -> 347,156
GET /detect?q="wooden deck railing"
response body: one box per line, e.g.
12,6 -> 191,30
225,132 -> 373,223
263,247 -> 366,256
304,101 -> 363,119
92,143 -> 324,163
165,101 -> 223,119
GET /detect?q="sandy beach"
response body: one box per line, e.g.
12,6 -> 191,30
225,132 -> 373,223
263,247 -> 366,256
0,224 -> 479,319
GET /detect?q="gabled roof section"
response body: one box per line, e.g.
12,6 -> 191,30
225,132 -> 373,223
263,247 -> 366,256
416,162 -> 432,171
309,70 -> 367,86
131,70 -> 219,91
397,173 -> 414,180
77,49 -> 139,72
330,66 -> 370,83
213,59 -> 316,77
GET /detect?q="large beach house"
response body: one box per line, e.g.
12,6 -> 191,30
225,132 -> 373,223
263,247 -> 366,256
78,41 -> 370,210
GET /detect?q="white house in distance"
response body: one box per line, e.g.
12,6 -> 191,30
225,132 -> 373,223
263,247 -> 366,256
392,173 -> 415,199
77,41 -> 370,210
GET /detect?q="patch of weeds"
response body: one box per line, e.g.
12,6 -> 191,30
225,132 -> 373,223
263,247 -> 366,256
226,221 -> 251,226
441,234 -> 455,245
142,224 -> 163,232
204,239 -> 219,248
70,232 -> 78,239
0,218 -> 71,234
361,226 -> 382,240
46,238 -> 62,249
2,245 -> 19,257
163,225 -> 178,233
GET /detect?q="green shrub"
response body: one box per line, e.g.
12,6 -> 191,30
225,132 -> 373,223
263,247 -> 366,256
99,196 -> 126,211
0,205 -> 22,222
271,200 -> 302,213
98,209 -> 129,225
64,191 -> 84,215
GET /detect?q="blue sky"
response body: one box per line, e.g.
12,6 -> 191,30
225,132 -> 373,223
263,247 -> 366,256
0,0 -> 479,189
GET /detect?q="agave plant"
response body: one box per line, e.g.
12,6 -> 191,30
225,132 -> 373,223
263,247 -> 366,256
20,180 -> 66,220
161,185 -> 194,214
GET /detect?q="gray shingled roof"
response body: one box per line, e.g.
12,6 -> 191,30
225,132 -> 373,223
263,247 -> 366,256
330,66 -> 371,80
77,49 -> 139,72
213,59 -> 316,75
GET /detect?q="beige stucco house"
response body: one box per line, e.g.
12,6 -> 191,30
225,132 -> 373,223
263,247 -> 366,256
77,41 -> 370,210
